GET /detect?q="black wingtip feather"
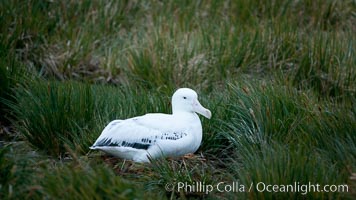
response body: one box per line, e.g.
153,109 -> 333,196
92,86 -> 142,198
95,138 -> 151,150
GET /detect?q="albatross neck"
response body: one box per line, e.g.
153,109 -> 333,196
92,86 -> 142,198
172,109 -> 199,119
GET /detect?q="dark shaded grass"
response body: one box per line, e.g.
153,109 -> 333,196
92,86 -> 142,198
232,141 -> 347,199
0,143 -> 157,200
0,145 -> 32,199
0,56 -> 27,124
0,142 -> 43,200
36,160 -> 155,200
147,156 -> 220,199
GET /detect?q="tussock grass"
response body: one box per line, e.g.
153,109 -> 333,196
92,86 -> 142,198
1,0 -> 355,199
0,145 -> 31,199
232,142 -> 346,199
0,142 -> 43,200
5,80 -> 173,157
36,161 -> 154,200
6,81 -> 96,156
0,58 -> 27,124
214,82 -> 355,199
0,143 -> 155,200
148,156 -> 222,199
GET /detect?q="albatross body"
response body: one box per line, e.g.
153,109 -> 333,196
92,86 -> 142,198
90,88 -> 211,162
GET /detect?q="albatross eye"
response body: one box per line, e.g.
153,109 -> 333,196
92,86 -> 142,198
183,96 -> 187,99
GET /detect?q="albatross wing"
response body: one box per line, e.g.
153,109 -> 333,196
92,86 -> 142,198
90,113 -> 193,162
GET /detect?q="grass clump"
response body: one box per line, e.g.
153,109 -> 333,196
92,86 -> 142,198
36,161 -> 154,200
232,142 -> 347,199
214,82 -> 355,199
6,81 -> 173,157
292,32 -> 355,100
0,142 -> 155,200
0,56 -> 27,124
6,81 -> 96,157
147,156 -> 222,199
0,143 -> 39,200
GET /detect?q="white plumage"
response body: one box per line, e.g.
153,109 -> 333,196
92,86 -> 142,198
90,88 -> 211,162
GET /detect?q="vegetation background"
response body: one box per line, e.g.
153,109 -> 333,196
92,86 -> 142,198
0,0 -> 355,199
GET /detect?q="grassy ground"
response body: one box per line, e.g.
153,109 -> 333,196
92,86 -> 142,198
0,0 -> 355,199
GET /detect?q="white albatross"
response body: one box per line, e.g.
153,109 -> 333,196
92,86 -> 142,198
90,88 -> 211,162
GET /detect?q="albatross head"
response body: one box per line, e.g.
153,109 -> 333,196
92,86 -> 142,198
172,88 -> 212,119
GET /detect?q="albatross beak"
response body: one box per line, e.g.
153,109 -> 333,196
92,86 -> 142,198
193,99 -> 212,119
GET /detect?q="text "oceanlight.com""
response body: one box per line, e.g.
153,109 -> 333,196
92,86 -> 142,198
164,181 -> 349,195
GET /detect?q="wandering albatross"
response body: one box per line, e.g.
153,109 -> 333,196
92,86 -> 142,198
90,88 -> 211,162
